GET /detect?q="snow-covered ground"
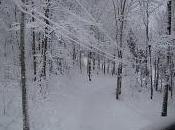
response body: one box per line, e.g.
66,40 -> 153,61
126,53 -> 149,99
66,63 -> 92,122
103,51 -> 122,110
0,69 -> 175,130
27,71 -> 175,130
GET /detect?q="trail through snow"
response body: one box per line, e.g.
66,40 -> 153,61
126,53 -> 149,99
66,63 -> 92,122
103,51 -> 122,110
30,74 -> 175,130
32,75 -> 151,130
78,81 -> 150,130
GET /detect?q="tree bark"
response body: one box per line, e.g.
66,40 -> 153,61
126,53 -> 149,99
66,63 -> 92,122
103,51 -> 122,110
73,45 -> 76,65
79,50 -> 82,73
155,57 -> 160,91
103,60 -> 106,74
42,0 -> 50,78
32,1 -> 37,81
161,53 -> 171,116
20,0 -> 30,129
88,51 -> 92,81
149,45 -> 153,99
116,0 -> 126,100
161,84 -> 169,116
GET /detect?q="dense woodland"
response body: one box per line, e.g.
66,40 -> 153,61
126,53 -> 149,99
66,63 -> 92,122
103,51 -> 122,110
0,0 -> 175,130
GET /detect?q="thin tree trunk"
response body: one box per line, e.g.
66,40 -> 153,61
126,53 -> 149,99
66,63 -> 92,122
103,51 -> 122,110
141,69 -> 143,88
170,55 -> 173,98
93,53 -> 95,71
161,53 -> 171,116
32,29 -> 37,81
155,57 -> 160,91
116,0 -> 126,100
149,45 -> 153,99
161,84 -> 169,117
73,45 -> 76,65
154,59 -> 157,89
112,52 -> 116,76
88,51 -> 92,81
42,0 -> 50,78
79,50 -> 82,73
103,60 -> 106,74
97,54 -> 100,75
20,0 -> 30,129
160,78 -> 163,92
157,57 -> 160,90
112,60 -> 116,75
170,60 -> 173,98
144,1 -> 150,88
32,2 -> 36,81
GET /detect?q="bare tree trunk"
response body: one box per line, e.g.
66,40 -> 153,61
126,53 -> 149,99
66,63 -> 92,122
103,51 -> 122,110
161,84 -> 169,117
32,27 -> 37,81
32,1 -> 36,81
79,50 -> 82,73
160,78 -> 163,92
154,59 -> 157,88
20,0 -> 30,129
156,57 -> 160,91
167,1 -> 173,98
116,0 -> 126,100
112,53 -> 116,76
111,0 -> 118,78
135,56 -> 139,73
97,54 -> 100,75
167,0 -> 172,35
103,60 -> 106,74
141,69 -> 143,88
73,45 -> 76,65
161,53 -> 171,116
93,53 -> 96,71
146,1 -> 149,86
42,0 -> 50,78
149,45 -> 153,99
88,51 -> 92,81
170,54 -> 173,98
170,60 -> 173,98
112,61 -> 116,75
116,1 -> 126,99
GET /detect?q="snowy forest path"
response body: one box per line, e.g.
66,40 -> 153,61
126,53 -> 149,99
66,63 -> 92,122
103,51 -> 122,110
31,76 -> 151,130
77,77 -> 151,130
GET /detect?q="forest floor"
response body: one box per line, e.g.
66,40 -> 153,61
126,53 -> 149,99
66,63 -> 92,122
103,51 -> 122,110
1,70 -> 175,130
29,71 -> 175,130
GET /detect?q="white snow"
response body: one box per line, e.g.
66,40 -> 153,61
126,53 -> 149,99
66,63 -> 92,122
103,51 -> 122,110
28,72 -> 175,130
